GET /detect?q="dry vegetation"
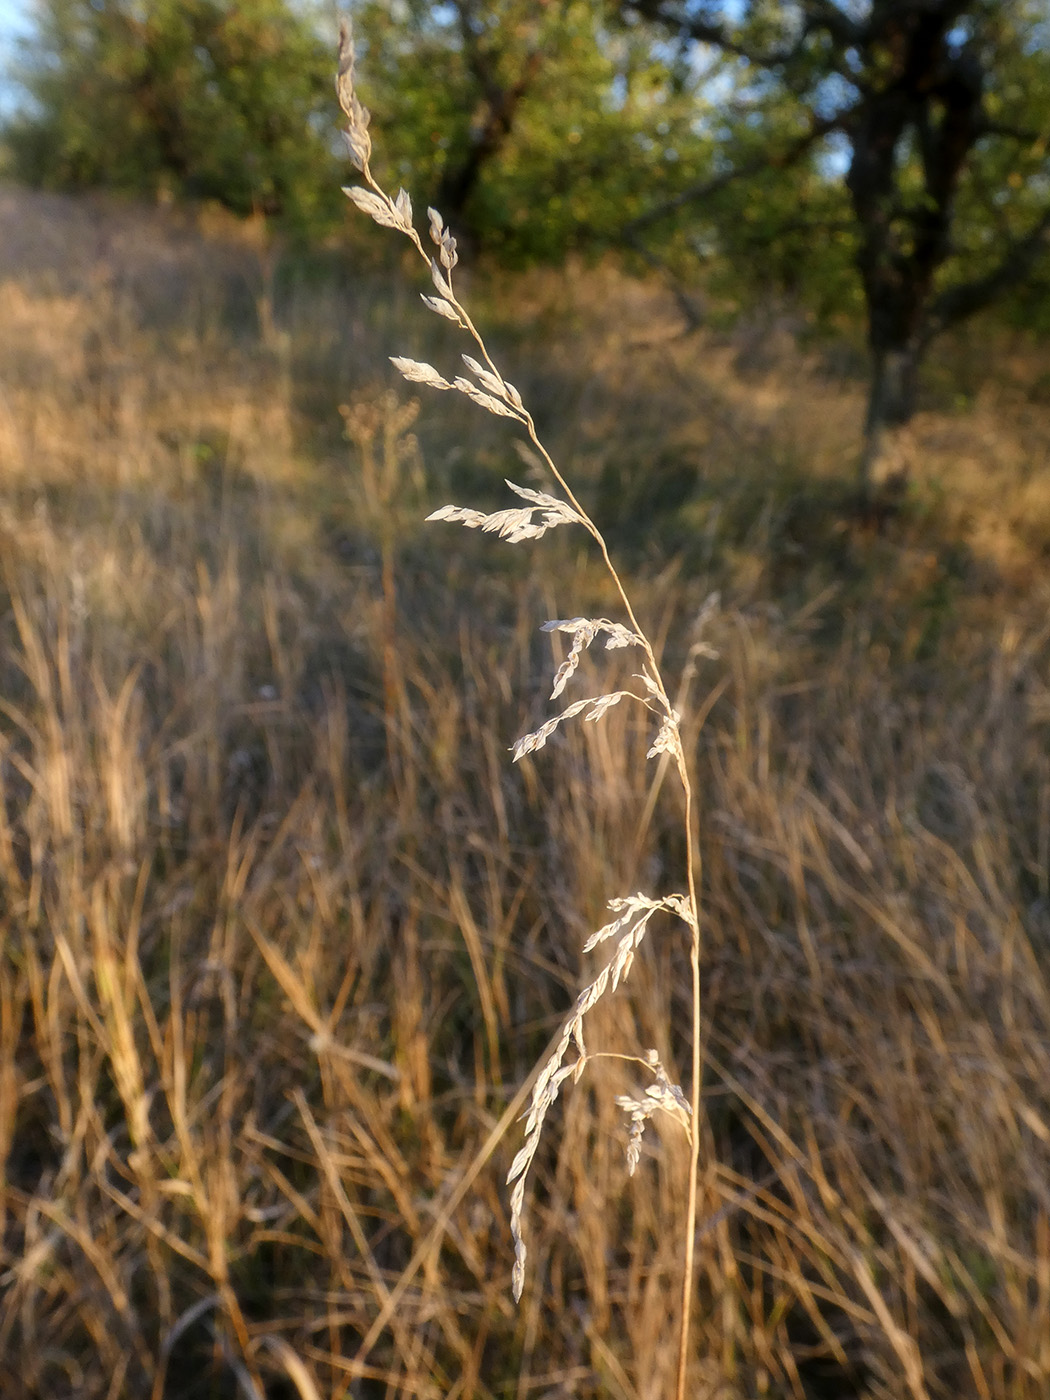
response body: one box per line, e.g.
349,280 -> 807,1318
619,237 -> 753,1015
1,184 -> 1050,1399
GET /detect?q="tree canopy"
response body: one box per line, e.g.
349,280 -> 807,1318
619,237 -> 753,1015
5,0 -> 342,229
349,0 -> 712,262
621,0 -> 1050,481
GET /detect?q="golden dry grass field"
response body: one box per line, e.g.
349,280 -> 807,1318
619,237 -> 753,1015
2,185 -> 1050,1399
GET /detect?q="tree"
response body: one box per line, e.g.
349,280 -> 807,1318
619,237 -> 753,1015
350,0 -> 713,262
5,0 -> 341,231
621,0 -> 1050,490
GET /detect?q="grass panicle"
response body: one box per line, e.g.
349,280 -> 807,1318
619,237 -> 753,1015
337,19 -> 707,1389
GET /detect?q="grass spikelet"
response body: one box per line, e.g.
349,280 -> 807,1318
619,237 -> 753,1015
426,480 -> 583,542
510,691 -> 639,760
506,894 -> 694,1301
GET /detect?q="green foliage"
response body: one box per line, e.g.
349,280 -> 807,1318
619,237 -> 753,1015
681,127 -> 863,330
352,0 -> 714,263
631,0 -> 1050,336
6,0 -> 342,231
946,2 -> 1050,331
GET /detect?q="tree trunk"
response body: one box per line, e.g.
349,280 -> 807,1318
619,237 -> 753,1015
859,343 -> 921,497
435,4 -> 544,239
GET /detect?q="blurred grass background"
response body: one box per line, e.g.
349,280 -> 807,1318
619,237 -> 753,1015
1,184 -> 1050,1398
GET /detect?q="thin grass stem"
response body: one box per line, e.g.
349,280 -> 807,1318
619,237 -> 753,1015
336,21 -> 705,1392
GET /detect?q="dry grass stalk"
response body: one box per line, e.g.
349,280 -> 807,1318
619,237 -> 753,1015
336,20 -> 708,1393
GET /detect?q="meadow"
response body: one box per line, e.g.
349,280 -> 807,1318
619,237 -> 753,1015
1,183 -> 1050,1399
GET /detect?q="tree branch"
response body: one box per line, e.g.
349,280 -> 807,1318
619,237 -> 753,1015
976,118 -> 1047,145
799,0 -> 863,48
620,113 -> 846,238
925,206 -> 1050,339
621,0 -> 803,68
619,228 -> 706,330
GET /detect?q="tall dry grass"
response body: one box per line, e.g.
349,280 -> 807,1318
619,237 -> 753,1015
0,181 -> 1049,1398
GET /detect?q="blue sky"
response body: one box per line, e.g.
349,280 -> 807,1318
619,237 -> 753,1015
0,0 -> 31,47
0,0 -> 32,115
